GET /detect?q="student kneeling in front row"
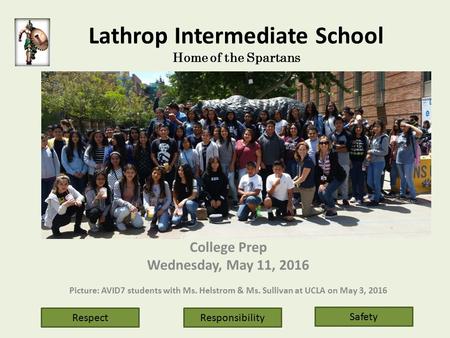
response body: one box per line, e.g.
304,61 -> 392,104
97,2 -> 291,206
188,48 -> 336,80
44,174 -> 87,237
264,160 -> 295,221
237,161 -> 262,221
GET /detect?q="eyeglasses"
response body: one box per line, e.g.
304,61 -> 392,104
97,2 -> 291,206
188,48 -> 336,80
319,142 -> 329,145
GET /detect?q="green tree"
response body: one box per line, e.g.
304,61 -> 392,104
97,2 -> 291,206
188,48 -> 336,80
41,72 -> 151,130
167,72 -> 347,102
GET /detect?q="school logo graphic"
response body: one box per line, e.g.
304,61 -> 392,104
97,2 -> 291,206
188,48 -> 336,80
15,18 -> 50,66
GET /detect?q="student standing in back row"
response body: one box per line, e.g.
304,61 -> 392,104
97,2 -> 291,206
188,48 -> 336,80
330,116 -> 352,206
366,119 -> 389,206
41,134 -> 60,222
258,120 -> 285,199
396,119 -> 423,203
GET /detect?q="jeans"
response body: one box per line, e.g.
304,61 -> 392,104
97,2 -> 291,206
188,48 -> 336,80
390,160 -> 398,190
285,159 -> 298,179
41,177 -> 55,216
237,196 -> 262,221
350,160 -> 365,201
318,179 -> 341,209
113,206 -> 144,228
397,163 -> 416,199
222,164 -> 238,202
337,164 -> 350,200
151,204 -> 171,232
171,200 -> 198,225
367,161 -> 385,202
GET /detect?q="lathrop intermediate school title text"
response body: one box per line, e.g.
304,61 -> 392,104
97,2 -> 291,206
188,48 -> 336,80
89,26 -> 384,48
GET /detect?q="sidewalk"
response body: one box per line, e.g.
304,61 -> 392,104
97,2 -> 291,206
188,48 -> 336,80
41,193 -> 431,240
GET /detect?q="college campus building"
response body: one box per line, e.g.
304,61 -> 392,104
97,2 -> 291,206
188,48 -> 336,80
296,72 -> 432,127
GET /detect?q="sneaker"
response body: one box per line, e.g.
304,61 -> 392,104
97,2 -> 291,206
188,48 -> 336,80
52,230 -> 62,237
74,227 -> 87,235
267,212 -> 275,221
349,197 -> 357,203
284,215 -> 295,222
186,220 -> 197,227
355,199 -> 364,205
150,218 -> 158,229
399,194 -> 407,200
325,210 -> 337,218
303,207 -> 324,217
342,199 -> 350,207
116,222 -> 127,231
249,212 -> 257,221
409,198 -> 417,204
366,200 -> 379,207
88,221 -> 99,233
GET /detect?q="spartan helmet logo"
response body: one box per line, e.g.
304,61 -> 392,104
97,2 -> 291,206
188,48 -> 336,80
26,20 -> 34,30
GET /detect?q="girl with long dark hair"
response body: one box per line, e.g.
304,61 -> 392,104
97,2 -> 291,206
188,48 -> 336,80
201,108 -> 221,133
143,166 -> 172,232
106,151 -> 123,190
284,123 -> 302,178
235,128 -> 262,180
127,127 -> 140,147
84,130 -> 108,177
323,101 -> 339,137
104,132 -> 134,165
303,101 -> 324,138
174,125 -> 186,150
217,126 -> 238,206
366,119 -> 389,206
133,130 -> 153,187
183,109 -> 198,137
85,170 -> 114,232
287,107 -> 304,134
171,164 -> 198,227
112,164 -> 143,231
349,124 -> 369,204
61,130 -> 88,193
202,157 -> 229,218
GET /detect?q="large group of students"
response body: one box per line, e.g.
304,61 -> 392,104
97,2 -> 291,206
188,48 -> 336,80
41,101 -> 432,237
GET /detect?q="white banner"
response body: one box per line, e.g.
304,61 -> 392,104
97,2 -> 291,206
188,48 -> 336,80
422,97 -> 432,123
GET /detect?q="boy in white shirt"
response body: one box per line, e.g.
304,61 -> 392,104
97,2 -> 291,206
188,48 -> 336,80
264,161 -> 295,221
237,161 -> 262,221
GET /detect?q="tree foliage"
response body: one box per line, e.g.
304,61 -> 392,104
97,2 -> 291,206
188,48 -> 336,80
41,72 -> 151,130
167,72 -> 347,102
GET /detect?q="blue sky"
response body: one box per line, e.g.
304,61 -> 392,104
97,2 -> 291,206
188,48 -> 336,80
129,71 -> 173,85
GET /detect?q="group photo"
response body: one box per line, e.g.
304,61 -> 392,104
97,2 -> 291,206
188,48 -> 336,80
41,71 -> 432,239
